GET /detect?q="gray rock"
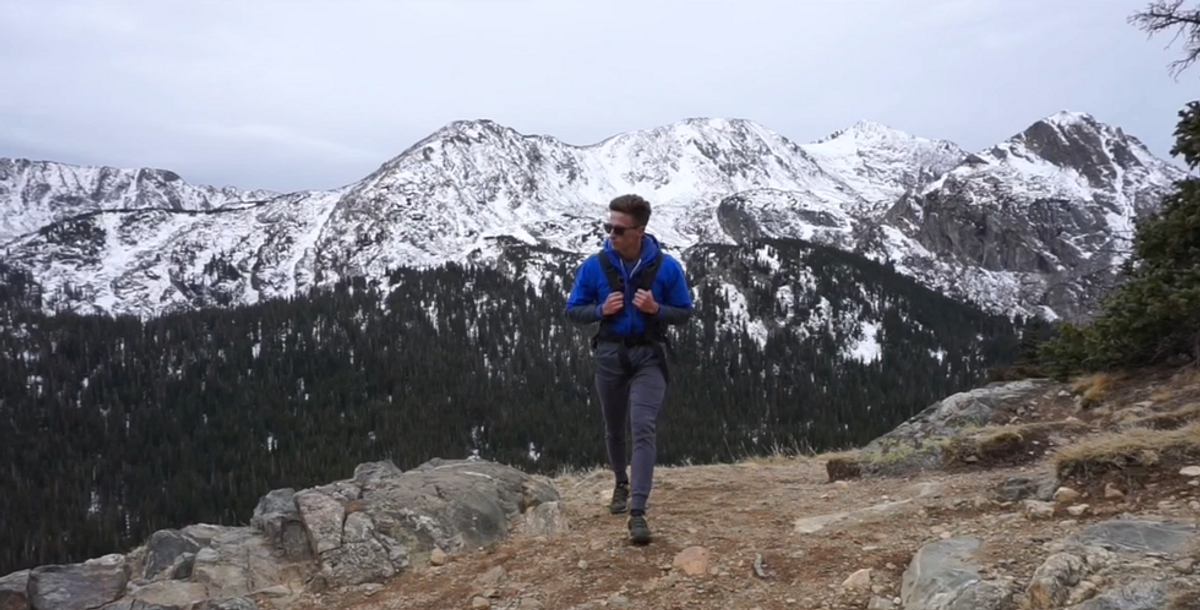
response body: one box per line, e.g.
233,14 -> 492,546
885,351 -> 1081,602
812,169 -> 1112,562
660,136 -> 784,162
27,554 -> 128,610
124,581 -> 210,608
900,537 -> 1013,610
250,488 -> 310,558
351,461 -> 405,491
1069,519 -> 1197,555
313,512 -> 395,588
98,601 -> 178,610
1026,553 -> 1088,609
1065,579 -> 1172,610
12,458 -> 556,605
197,599 -> 256,610
294,490 -> 346,556
142,530 -> 201,580
0,570 -> 29,610
995,472 -> 1057,502
166,554 -> 195,581
188,527 -> 303,599
361,458 -> 561,554
856,379 -> 1051,477
522,501 -> 570,536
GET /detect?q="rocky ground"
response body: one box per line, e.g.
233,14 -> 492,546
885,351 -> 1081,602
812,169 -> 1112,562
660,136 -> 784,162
280,366 -> 1200,610
3,366 -> 1199,610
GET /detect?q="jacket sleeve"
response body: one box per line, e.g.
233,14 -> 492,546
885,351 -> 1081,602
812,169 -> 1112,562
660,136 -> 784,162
564,257 -> 603,325
653,259 -> 693,326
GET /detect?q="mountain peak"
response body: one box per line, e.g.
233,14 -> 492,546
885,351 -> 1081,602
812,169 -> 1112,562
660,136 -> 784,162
1041,109 -> 1096,127
810,119 -> 949,148
972,109 -> 1184,187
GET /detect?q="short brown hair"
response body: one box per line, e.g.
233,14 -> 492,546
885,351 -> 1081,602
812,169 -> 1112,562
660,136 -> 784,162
608,194 -> 651,227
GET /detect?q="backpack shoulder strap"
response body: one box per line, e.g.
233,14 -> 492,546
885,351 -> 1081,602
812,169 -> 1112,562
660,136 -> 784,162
597,250 -> 623,292
637,250 -> 664,292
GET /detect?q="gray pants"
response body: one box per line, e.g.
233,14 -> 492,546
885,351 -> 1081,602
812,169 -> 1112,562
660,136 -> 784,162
594,341 -> 668,513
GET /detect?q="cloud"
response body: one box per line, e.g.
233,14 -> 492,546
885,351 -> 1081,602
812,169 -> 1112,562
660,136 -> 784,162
0,0 -> 1192,193
175,123 -> 382,165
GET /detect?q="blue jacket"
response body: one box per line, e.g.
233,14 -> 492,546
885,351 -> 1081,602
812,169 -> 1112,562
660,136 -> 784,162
564,234 -> 694,336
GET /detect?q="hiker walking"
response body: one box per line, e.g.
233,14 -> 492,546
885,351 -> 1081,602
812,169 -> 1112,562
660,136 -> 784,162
564,194 -> 694,544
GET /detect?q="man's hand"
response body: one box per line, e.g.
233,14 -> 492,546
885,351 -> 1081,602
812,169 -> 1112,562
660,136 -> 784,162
601,291 -> 624,316
633,289 -> 659,314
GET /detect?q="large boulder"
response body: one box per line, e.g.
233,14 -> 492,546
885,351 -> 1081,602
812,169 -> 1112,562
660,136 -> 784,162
900,537 -> 1015,610
26,554 -> 128,610
249,489 -> 309,559
1019,518 -> 1200,609
829,379 -> 1053,479
0,570 -> 28,610
0,457 -> 560,609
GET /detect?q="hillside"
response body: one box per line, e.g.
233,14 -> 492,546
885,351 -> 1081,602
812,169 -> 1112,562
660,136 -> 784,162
3,364 -> 1196,610
1,111 -> 1187,322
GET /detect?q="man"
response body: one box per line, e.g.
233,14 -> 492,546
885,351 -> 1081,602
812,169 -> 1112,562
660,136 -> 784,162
564,193 -> 694,544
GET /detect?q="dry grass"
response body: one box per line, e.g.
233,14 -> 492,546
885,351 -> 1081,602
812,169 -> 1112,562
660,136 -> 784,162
1150,387 -> 1177,403
1054,421 -> 1200,473
1072,372 -> 1120,408
1122,402 -> 1200,431
1174,366 -> 1200,387
942,420 -> 1089,469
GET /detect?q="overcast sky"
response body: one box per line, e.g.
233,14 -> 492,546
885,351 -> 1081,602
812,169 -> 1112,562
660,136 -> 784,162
1,0 -> 1194,193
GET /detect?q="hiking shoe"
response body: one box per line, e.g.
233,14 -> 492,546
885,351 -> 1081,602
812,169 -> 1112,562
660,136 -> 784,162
628,513 -> 651,544
609,482 -> 630,514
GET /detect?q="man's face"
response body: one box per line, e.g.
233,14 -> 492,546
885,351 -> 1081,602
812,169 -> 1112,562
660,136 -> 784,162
604,211 -> 642,250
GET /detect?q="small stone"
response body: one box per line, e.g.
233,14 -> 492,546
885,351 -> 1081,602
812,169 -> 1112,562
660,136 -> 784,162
1023,499 -> 1056,520
672,546 -> 710,576
1067,504 -> 1090,516
1180,466 -> 1200,477
834,481 -> 850,489
940,531 -> 952,539
577,560 -> 588,570
867,596 -> 895,610
842,568 -> 871,589
1104,483 -> 1125,499
1176,558 -> 1195,574
430,548 -> 448,566
471,596 -> 491,609
1054,487 -> 1081,503
1067,581 -> 1099,605
474,565 -> 506,589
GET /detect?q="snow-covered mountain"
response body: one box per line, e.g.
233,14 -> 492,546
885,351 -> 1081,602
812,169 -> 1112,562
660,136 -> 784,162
879,110 -> 1189,321
0,111 -> 1188,321
0,158 -> 276,247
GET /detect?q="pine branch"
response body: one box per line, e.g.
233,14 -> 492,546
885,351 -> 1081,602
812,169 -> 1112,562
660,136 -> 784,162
1129,0 -> 1200,78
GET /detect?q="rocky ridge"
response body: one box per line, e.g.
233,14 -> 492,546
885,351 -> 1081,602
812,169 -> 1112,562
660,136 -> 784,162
3,366 -> 1199,609
1,111 -> 1189,322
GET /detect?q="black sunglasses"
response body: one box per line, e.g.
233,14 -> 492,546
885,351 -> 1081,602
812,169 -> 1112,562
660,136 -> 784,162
603,222 -> 640,236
